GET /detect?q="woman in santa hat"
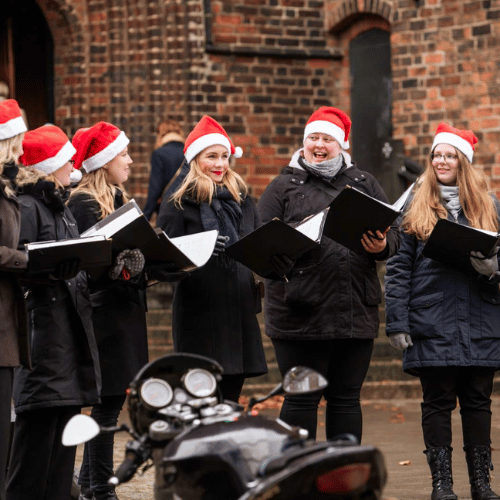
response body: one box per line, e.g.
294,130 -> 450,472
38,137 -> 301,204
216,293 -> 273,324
6,125 -> 101,500
0,99 -> 29,500
385,123 -> 500,500
258,106 -> 400,443
67,122 -> 149,500
157,115 -> 267,402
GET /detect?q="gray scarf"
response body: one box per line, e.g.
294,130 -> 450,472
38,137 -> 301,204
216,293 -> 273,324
299,154 -> 343,181
439,184 -> 461,220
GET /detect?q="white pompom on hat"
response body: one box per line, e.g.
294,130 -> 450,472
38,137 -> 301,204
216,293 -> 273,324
303,106 -> 352,149
0,99 -> 27,140
19,125 -> 76,174
72,122 -> 129,173
184,115 -> 243,164
431,122 -> 478,163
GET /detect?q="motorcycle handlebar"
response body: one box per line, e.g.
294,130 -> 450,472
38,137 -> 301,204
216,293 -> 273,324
108,451 -> 141,486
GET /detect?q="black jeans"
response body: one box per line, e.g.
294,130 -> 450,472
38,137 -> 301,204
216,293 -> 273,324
271,338 -> 374,442
78,394 -> 126,493
6,406 -> 80,500
0,368 -> 13,500
419,366 -> 495,449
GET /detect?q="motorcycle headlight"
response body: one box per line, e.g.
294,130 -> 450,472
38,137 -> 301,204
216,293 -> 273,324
140,378 -> 173,410
183,369 -> 217,398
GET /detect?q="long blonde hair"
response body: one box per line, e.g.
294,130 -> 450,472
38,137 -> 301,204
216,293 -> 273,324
403,149 -> 498,240
0,134 -> 24,196
69,167 -> 129,220
172,155 -> 248,207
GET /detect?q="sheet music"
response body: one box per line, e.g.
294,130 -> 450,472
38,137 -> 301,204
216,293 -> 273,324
170,230 -> 218,267
295,209 -> 328,242
26,234 -> 107,250
82,206 -> 141,238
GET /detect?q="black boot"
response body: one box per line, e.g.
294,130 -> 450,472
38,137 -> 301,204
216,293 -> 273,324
78,486 -> 93,500
93,489 -> 119,500
424,446 -> 458,500
465,444 -> 500,500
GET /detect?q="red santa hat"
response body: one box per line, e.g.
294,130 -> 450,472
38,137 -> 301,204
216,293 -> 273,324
0,99 -> 27,140
71,127 -> 90,161
303,106 -> 351,149
72,122 -> 129,173
432,122 -> 477,163
184,115 -> 243,164
19,125 -> 76,174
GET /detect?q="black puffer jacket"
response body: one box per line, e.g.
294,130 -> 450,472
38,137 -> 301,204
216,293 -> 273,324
67,190 -> 149,396
13,174 -> 101,413
257,156 -> 400,340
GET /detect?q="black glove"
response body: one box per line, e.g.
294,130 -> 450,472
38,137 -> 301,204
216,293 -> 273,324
146,261 -> 180,282
50,258 -> 81,280
109,249 -> 145,280
270,254 -> 294,278
213,235 -> 230,257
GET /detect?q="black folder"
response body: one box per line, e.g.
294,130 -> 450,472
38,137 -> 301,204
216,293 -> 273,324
225,210 -> 327,279
322,185 -> 400,253
26,235 -> 112,272
422,218 -> 500,270
81,200 -> 159,254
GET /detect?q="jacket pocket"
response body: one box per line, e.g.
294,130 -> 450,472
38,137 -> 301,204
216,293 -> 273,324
364,271 -> 382,306
479,285 -> 500,338
408,291 -> 444,339
285,263 -> 321,307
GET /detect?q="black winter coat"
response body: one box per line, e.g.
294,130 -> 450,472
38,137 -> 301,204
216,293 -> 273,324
385,205 -> 500,376
257,160 -> 400,340
68,191 -> 149,396
158,195 -> 267,377
13,179 -> 101,413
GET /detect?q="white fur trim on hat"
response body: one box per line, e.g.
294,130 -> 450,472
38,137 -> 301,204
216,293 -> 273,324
185,133 -> 232,164
0,116 -> 27,141
304,120 -> 349,149
432,132 -> 473,163
29,141 -> 77,175
82,131 -> 130,173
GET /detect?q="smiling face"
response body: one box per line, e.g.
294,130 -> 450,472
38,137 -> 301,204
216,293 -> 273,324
105,147 -> 132,185
431,143 -> 459,186
52,161 -> 73,187
303,133 -> 342,164
198,145 -> 229,183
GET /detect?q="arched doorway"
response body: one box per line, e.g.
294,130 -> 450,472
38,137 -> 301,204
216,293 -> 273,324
0,0 -> 54,129
349,29 -> 397,199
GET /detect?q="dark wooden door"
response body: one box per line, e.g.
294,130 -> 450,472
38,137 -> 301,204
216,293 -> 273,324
350,29 -> 398,201
0,0 -> 54,129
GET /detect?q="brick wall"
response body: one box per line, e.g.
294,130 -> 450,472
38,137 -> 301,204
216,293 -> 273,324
33,0 -> 500,201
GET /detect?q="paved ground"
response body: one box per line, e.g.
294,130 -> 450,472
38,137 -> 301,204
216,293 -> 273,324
74,397 -> 500,500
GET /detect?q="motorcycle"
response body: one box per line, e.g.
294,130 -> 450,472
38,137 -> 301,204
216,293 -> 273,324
63,353 -> 387,500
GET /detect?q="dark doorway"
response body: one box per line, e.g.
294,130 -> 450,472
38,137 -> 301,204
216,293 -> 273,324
350,29 -> 398,200
0,0 -> 54,129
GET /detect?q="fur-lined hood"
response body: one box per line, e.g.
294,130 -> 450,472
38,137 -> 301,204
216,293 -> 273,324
15,167 -> 67,213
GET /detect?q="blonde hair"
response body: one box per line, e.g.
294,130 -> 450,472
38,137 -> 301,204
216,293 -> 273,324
69,167 -> 129,220
0,134 -> 24,196
155,119 -> 184,149
172,155 -> 248,207
403,149 -> 498,240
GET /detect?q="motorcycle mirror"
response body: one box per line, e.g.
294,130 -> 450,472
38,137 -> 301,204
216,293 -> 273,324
282,366 -> 328,395
62,414 -> 100,446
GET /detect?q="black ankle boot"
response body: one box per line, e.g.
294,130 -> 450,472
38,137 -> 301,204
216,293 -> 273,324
464,444 -> 500,500
93,490 -> 119,500
424,446 -> 458,500
78,486 -> 93,500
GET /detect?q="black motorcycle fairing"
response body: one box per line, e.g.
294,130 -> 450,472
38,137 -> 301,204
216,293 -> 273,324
161,415 -> 298,485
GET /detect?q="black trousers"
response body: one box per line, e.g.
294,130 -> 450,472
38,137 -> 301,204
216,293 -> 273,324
0,368 -> 13,500
218,374 -> 246,404
78,394 -> 127,493
271,338 -> 374,442
419,366 -> 496,449
6,406 -> 80,500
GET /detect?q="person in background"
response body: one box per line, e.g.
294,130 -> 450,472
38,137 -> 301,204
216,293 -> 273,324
143,119 -> 185,221
156,115 -> 267,402
6,125 -> 101,500
385,123 -> 500,500
257,106 -> 400,442
68,122 -> 148,500
0,100 -> 29,500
